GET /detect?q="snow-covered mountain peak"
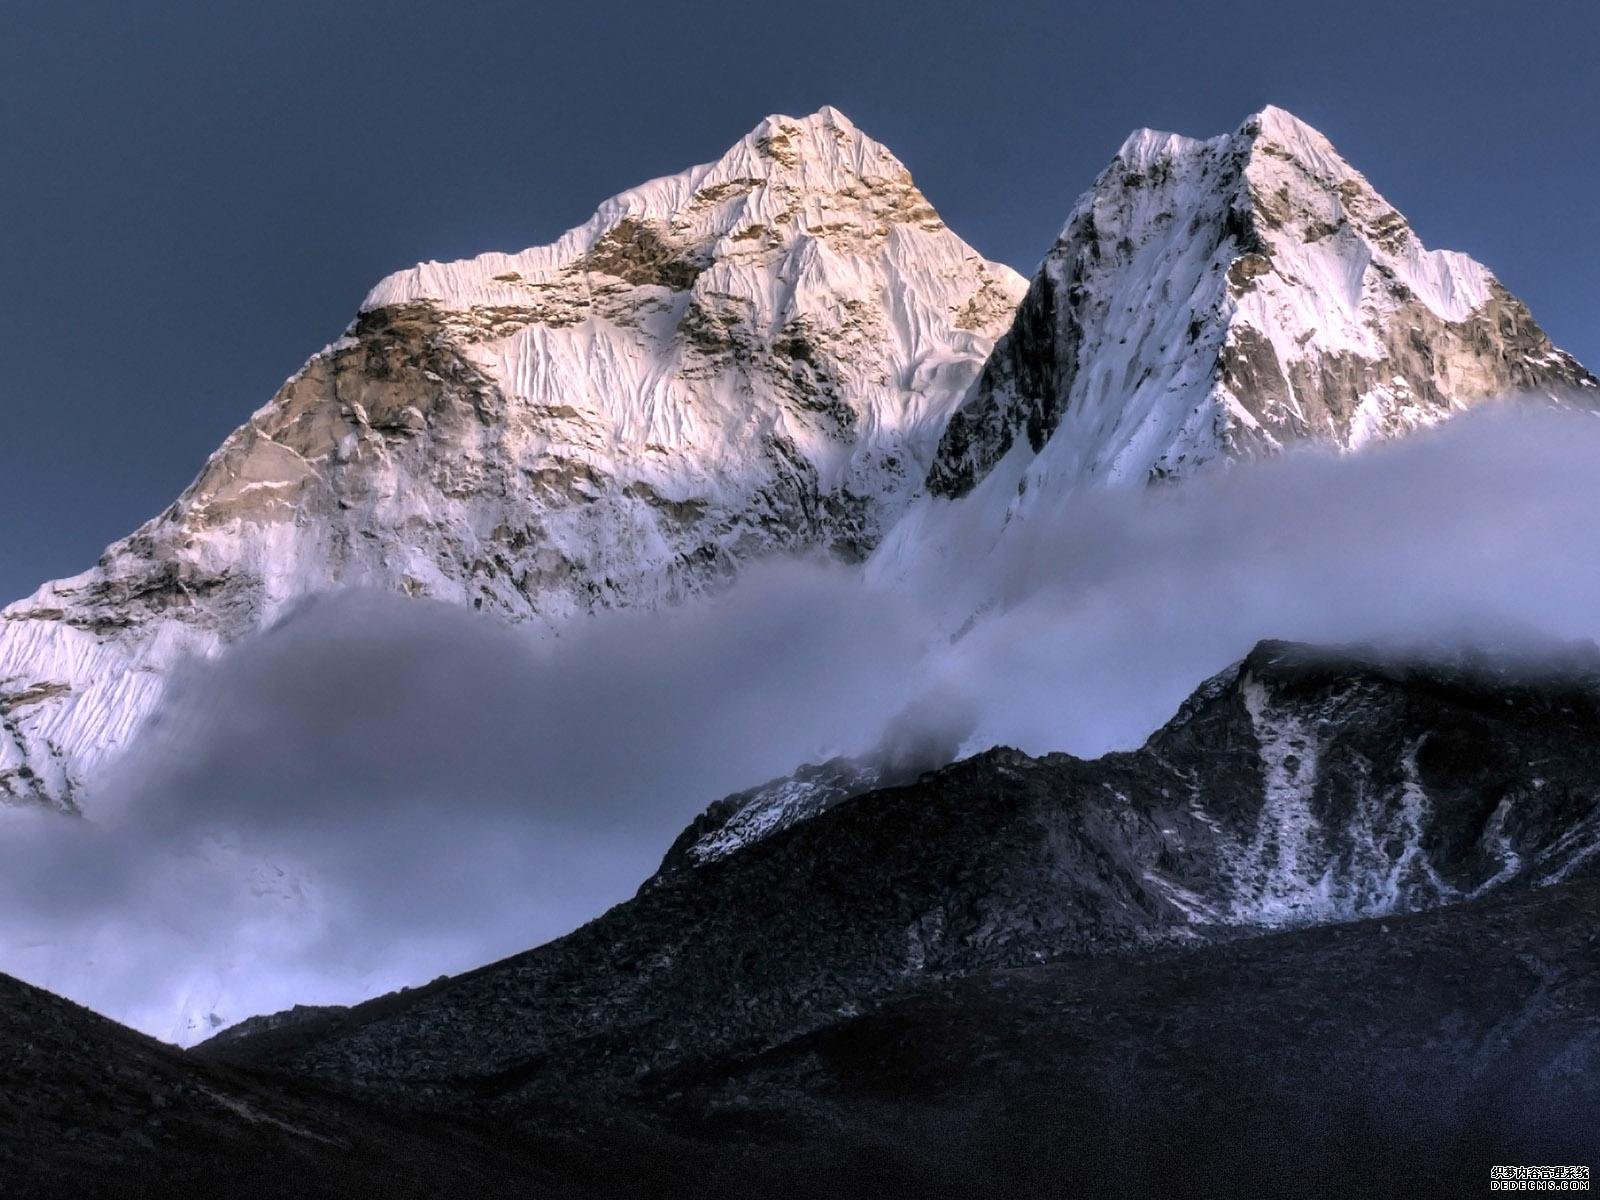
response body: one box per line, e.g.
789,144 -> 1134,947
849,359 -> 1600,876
724,103 -> 888,179
917,104 -> 1592,510
1234,106 -> 1491,322
1111,104 -> 1345,180
363,106 -> 943,315
1,108 -> 1023,813
1246,104 -> 1341,161
1111,125 -> 1207,174
1099,106 -> 1488,327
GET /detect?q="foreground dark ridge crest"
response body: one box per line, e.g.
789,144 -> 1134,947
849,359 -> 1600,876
9,880 -> 1600,1197
199,637 -> 1600,1106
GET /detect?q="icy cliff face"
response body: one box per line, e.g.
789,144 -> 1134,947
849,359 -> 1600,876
876,106 -> 1594,581
0,107 -> 1024,810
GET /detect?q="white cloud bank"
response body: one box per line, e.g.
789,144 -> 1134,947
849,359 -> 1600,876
4,405 -> 1600,1041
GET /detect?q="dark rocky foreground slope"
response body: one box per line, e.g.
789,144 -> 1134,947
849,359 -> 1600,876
4,878 -> 1598,1198
642,875 -> 1600,1198
0,967 -> 644,1199
6,637 -> 1600,1198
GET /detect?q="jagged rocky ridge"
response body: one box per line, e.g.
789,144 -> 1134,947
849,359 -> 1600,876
653,755 -> 885,876
201,639 -> 1600,1103
654,696 -> 972,875
0,107 -> 1023,810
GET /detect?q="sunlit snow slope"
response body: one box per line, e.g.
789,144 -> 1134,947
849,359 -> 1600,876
875,106 -> 1595,585
0,108 -> 1024,811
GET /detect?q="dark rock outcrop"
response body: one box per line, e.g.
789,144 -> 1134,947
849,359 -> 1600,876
200,639 -> 1600,1109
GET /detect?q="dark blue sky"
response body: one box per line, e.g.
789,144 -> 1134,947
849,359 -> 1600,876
4,0 -> 1595,605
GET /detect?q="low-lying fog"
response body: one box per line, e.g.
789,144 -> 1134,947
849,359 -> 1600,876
4,406 -> 1600,1042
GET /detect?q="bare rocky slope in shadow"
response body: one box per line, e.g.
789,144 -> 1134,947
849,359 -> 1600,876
4,877 -> 1598,1197
200,639 -> 1600,1104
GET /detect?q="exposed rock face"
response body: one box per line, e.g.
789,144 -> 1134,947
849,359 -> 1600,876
0,107 -> 1024,810
911,104 -> 1594,513
201,639 -> 1600,1103
11,640 -> 1600,1194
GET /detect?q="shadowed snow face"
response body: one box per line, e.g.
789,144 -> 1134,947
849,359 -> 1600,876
6,405 -> 1600,1041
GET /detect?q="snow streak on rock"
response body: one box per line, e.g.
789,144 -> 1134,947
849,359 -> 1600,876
1233,672 -> 1331,924
1220,672 -> 1457,927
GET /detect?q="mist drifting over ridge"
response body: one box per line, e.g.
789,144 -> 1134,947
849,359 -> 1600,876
4,404 -> 1600,1041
